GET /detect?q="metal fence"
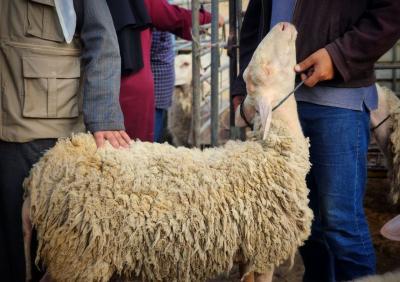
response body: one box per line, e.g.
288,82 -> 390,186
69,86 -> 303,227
170,0 -> 239,147
376,42 -> 400,93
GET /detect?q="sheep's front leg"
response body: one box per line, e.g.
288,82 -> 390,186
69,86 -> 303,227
22,197 -> 32,281
239,264 -> 274,282
241,272 -> 254,282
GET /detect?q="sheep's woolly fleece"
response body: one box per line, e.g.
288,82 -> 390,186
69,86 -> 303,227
24,120 -> 313,282
383,86 -> 400,204
167,85 -> 192,147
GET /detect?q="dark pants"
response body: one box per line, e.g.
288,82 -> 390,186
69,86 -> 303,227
154,108 -> 167,143
0,139 -> 56,282
298,102 -> 376,282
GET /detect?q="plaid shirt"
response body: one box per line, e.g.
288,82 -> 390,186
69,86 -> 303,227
151,30 -> 175,109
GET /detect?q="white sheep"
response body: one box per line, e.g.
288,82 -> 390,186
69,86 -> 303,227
167,53 -> 230,147
23,22 -> 312,282
370,84 -> 400,204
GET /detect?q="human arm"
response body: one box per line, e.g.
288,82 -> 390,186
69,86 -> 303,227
78,0 -> 130,148
296,0 -> 400,86
146,0 -> 212,40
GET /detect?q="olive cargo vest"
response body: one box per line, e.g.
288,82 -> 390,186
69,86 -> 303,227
0,0 -> 85,142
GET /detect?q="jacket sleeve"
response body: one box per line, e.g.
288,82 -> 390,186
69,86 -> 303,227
79,0 -> 125,132
325,0 -> 400,83
147,0 -> 212,40
231,0 -> 262,102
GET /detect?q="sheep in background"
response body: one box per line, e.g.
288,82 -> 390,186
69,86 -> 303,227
371,84 -> 400,203
23,22 -> 312,282
168,54 -> 193,146
168,53 -> 230,147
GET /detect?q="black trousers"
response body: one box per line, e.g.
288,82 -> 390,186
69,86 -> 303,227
0,139 -> 56,282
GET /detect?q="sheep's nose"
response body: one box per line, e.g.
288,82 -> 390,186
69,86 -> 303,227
281,22 -> 289,31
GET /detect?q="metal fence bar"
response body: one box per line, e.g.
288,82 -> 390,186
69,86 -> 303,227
393,46 -> 398,92
210,0 -> 219,146
200,62 -> 230,82
236,0 -> 242,32
375,62 -> 400,69
228,0 -> 244,140
192,0 -> 201,147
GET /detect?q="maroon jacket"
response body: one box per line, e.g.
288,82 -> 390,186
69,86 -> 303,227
232,0 -> 400,99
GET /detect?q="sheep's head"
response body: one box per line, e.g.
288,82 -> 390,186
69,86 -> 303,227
243,22 -> 297,139
175,54 -> 193,86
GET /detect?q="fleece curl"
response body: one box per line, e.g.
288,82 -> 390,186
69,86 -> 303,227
24,119 -> 312,282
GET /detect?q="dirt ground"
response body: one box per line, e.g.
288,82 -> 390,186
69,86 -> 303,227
365,177 -> 400,274
209,175 -> 400,282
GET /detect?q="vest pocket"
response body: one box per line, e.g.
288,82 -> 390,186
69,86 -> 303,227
22,56 -> 81,119
27,0 -> 65,42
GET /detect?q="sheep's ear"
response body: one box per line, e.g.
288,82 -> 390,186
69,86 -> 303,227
259,95 -> 272,140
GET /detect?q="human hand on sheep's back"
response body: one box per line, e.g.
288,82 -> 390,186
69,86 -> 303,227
93,131 -> 131,148
295,48 -> 335,87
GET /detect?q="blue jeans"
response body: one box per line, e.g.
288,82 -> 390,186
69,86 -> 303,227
297,102 -> 376,282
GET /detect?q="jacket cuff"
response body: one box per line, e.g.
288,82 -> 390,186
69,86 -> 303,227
86,122 -> 125,133
325,42 -> 351,83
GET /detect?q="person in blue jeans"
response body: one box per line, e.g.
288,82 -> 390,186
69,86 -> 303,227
232,0 -> 400,281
